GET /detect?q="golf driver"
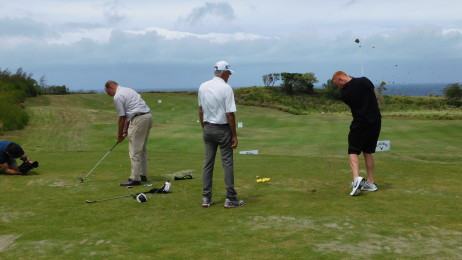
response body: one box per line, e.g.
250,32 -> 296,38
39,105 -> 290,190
85,181 -> 171,204
77,141 -> 119,183
127,186 -> 148,203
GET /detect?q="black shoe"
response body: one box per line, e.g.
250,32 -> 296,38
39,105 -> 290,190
120,179 -> 141,186
141,176 -> 148,182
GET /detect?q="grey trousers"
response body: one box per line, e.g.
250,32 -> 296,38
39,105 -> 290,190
202,124 -> 237,200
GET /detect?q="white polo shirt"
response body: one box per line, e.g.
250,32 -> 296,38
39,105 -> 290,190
198,77 -> 236,124
113,86 -> 150,121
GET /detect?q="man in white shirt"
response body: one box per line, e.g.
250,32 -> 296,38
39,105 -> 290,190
198,61 -> 244,208
105,80 -> 153,186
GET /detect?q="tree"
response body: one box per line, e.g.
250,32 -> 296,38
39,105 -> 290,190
41,85 -> 70,95
377,81 -> 387,94
280,72 -> 318,94
299,72 -> 318,94
322,79 -> 341,100
262,73 -> 281,87
443,83 -> 462,99
39,75 -> 47,88
374,81 -> 386,108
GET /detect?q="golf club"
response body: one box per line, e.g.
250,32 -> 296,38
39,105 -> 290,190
77,141 -> 119,182
127,186 -> 148,203
85,181 -> 171,204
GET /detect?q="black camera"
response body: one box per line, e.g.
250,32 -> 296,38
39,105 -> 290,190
18,161 -> 39,174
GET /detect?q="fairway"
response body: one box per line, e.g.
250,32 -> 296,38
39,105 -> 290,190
1,93 -> 461,259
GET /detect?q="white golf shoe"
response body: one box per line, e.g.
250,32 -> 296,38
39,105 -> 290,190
361,182 -> 378,191
350,177 -> 366,196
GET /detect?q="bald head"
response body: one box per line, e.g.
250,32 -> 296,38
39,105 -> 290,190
332,71 -> 352,89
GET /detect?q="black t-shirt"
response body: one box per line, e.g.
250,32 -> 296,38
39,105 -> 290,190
341,77 -> 382,124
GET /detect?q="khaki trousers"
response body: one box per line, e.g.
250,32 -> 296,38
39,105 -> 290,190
128,113 -> 152,181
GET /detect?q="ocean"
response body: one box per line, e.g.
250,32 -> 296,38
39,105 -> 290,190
380,83 -> 451,97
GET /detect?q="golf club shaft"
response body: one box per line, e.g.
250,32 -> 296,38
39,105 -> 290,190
80,141 -> 119,181
86,194 -> 133,203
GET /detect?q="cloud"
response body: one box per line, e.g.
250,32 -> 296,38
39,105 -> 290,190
343,0 -> 359,8
0,18 -> 53,38
2,20 -> 460,91
1,1 -> 461,91
183,2 -> 235,26
102,0 -> 126,25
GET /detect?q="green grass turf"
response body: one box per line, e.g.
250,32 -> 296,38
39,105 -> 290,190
0,93 -> 461,259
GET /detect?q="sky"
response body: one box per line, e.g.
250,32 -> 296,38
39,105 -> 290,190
1,0 -> 461,92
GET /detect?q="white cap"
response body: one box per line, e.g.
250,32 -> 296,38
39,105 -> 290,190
214,61 -> 235,74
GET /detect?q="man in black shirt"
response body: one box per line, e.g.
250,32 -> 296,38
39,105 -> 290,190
332,71 -> 382,196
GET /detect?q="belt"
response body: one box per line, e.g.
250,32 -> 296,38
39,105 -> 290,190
133,112 -> 150,118
204,122 -> 229,126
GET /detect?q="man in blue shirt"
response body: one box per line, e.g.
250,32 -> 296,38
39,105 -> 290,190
0,140 -> 35,175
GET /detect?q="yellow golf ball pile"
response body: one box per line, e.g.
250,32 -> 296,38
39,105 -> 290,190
255,176 -> 271,183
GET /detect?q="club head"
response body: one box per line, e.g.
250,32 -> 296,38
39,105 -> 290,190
85,200 -> 94,203
77,177 -> 85,182
136,193 -> 148,203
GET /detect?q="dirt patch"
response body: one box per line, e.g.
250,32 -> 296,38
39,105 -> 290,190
247,216 -> 318,231
314,224 -> 462,258
245,216 -> 462,258
49,181 -> 72,187
165,169 -> 195,177
0,209 -> 35,223
0,234 -> 21,252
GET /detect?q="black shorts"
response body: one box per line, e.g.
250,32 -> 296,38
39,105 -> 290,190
348,121 -> 381,154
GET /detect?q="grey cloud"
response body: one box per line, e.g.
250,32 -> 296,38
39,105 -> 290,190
56,22 -> 106,31
1,20 -> 461,91
103,0 -> 126,25
184,2 -> 235,26
344,0 -> 359,8
0,18 -> 55,37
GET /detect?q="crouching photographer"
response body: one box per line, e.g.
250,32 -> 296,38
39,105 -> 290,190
0,140 -> 39,175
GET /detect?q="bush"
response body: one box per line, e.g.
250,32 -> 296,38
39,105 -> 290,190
0,101 -> 29,131
443,83 -> 462,99
0,67 -> 41,132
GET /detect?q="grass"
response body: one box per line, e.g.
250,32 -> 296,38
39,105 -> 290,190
1,92 -> 461,259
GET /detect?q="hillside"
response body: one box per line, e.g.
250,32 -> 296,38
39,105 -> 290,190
234,86 -> 462,119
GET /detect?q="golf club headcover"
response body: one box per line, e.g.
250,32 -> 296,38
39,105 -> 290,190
163,181 -> 171,193
145,182 -> 171,194
136,193 -> 148,203
174,174 -> 192,180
